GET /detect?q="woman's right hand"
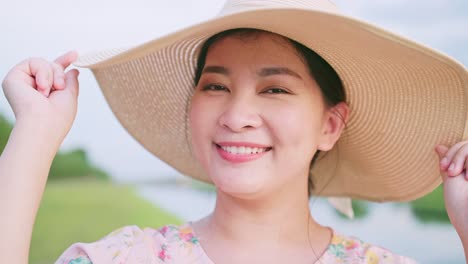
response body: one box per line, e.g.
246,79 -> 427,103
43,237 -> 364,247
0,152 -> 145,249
2,51 -> 80,147
1,52 -> 80,263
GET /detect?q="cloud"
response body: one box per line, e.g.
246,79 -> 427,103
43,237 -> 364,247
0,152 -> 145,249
333,0 -> 468,65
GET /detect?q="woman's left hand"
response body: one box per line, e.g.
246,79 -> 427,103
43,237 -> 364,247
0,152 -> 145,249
435,142 -> 468,244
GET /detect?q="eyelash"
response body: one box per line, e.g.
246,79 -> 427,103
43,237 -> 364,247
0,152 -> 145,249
201,84 -> 290,94
201,84 -> 228,92
263,88 -> 289,94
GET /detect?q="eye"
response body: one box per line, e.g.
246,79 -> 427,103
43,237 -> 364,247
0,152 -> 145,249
262,87 -> 290,94
201,84 -> 229,92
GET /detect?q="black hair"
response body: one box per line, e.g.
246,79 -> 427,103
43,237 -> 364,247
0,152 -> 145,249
193,28 -> 347,197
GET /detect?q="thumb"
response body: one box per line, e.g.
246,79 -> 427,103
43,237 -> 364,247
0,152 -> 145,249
435,144 -> 449,182
435,144 -> 449,159
64,69 -> 80,98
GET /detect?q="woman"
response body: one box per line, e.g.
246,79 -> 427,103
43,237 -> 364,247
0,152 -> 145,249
1,1 -> 467,263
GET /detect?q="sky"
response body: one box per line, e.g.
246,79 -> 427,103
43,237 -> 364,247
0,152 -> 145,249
1,0 -> 467,182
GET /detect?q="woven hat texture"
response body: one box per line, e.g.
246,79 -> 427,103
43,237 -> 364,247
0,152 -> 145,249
75,0 -> 468,202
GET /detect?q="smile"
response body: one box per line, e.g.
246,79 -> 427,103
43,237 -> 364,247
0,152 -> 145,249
220,145 -> 270,155
214,142 -> 272,163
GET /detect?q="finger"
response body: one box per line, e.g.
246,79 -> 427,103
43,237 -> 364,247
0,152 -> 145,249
441,141 -> 468,170
435,144 -> 449,170
51,62 -> 65,90
29,58 -> 53,96
65,69 -> 80,98
435,144 -> 449,158
6,57 -> 42,88
447,143 -> 468,177
54,51 -> 78,70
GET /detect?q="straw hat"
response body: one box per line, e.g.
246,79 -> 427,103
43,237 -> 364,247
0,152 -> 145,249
75,0 -> 468,202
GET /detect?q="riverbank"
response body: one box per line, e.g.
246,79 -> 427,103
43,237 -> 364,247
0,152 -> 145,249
30,179 -> 181,264
138,182 -> 464,264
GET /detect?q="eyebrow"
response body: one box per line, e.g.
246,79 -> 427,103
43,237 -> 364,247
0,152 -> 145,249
202,65 -> 302,80
202,66 -> 230,75
258,67 -> 302,80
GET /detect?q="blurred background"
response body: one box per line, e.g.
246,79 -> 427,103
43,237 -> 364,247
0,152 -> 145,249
1,0 -> 467,263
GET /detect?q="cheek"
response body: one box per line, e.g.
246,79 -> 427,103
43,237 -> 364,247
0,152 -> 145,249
189,96 -> 206,158
269,103 -> 323,150
189,94 -> 218,165
268,103 -> 323,179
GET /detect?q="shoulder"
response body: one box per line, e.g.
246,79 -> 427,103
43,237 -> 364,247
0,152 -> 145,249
322,231 -> 418,264
55,223 -> 201,264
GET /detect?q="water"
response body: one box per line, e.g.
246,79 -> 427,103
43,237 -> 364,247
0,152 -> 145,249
139,183 -> 464,264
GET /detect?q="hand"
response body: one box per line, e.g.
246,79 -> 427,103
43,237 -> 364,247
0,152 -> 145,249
2,51 -> 80,147
435,142 -> 468,241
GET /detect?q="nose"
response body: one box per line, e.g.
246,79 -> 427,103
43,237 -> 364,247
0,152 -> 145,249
218,94 -> 262,132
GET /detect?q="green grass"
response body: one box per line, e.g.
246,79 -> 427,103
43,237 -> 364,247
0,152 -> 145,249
49,148 -> 109,180
0,113 -> 180,262
410,185 -> 449,223
0,113 -> 107,181
30,179 -> 182,264
0,114 -> 13,152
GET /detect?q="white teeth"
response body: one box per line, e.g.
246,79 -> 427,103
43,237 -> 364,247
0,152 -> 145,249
220,145 -> 268,155
239,146 -> 245,154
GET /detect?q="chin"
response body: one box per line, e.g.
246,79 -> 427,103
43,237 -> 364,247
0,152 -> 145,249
209,170 -> 267,198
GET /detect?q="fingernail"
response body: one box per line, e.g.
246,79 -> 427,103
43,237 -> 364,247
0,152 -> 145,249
449,163 -> 455,171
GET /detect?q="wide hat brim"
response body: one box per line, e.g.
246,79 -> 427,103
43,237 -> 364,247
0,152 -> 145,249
75,6 -> 468,202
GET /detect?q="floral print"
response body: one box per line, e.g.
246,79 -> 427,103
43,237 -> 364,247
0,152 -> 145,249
56,223 -> 417,263
67,256 -> 92,264
323,233 -> 415,263
157,244 -> 170,261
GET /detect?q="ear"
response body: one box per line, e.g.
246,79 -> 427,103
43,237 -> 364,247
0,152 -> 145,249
317,102 -> 349,151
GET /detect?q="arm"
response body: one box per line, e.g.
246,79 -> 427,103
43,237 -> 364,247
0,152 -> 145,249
0,119 -> 58,263
0,52 -> 79,264
435,143 -> 468,262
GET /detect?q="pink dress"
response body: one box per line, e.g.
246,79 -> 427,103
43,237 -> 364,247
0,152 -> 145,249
55,223 -> 417,263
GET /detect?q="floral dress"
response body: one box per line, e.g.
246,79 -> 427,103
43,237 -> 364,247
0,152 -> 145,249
55,223 -> 417,263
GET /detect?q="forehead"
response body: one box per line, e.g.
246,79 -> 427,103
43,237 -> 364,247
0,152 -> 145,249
205,32 -> 304,66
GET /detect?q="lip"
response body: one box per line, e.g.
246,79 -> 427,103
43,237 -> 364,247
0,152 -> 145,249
216,141 -> 271,148
214,141 -> 272,163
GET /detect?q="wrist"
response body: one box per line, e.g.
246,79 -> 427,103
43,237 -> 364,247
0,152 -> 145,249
9,118 -> 62,158
15,116 -> 65,142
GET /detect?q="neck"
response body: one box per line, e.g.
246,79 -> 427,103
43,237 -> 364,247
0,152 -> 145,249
200,175 -> 326,247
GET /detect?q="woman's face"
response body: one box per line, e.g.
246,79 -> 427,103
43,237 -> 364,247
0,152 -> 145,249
190,33 -> 341,199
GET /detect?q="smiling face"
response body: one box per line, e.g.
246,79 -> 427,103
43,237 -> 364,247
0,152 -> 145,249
189,32 -> 344,199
